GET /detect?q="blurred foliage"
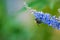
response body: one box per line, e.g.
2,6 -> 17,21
26,0 -> 60,16
0,0 -> 60,40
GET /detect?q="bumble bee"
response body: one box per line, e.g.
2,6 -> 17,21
35,18 -> 42,24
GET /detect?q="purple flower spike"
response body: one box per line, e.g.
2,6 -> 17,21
34,11 -> 60,30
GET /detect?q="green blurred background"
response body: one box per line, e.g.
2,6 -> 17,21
0,0 -> 60,40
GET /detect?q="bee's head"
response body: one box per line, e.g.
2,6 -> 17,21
35,18 -> 42,24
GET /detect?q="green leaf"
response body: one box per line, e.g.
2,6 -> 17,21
26,0 -> 49,11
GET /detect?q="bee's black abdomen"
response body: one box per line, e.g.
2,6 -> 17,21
35,18 -> 42,24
